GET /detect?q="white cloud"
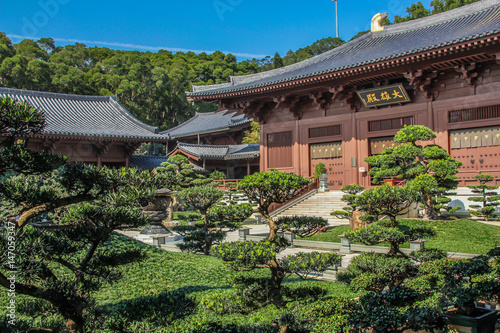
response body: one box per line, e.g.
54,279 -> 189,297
6,34 -> 267,59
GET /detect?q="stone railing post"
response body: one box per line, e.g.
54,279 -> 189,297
238,227 -> 250,242
284,231 -> 295,246
410,239 -> 427,252
339,234 -> 352,254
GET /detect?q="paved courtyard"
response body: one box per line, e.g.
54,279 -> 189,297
116,223 -> 358,272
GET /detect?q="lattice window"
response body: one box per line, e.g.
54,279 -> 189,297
368,116 -> 414,132
449,105 -> 500,123
309,125 -> 341,138
369,136 -> 403,155
310,142 -> 342,159
267,131 -> 292,168
450,126 -> 500,149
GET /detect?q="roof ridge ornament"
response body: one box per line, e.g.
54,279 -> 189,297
371,12 -> 388,33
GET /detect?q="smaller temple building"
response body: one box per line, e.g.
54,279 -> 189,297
168,142 -> 260,179
161,110 -> 252,152
0,88 -> 167,167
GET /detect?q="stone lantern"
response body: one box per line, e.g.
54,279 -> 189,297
137,188 -> 181,244
141,188 -> 175,223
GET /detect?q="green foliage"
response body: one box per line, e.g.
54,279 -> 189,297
346,220 -> 434,255
0,233 -> 361,332
338,253 -> 415,290
156,154 -> 210,190
241,121 -> 261,144
209,203 -> 253,225
219,171 -> 337,309
338,250 -> 450,332
280,252 -> 341,279
176,186 -> 253,255
213,240 -> 287,270
467,174 -> 499,221
210,169 -> 226,180
365,125 -> 461,219
281,37 -> 345,66
412,248 -> 447,263
348,286 -> 446,333
313,162 -> 326,179
346,184 -> 436,255
272,52 -> 284,69
179,185 -> 223,214
304,218 -> 500,254
292,297 -> 356,333
274,215 -> 328,237
176,185 -> 226,254
237,170 -> 311,214
354,184 -> 417,224
0,98 -> 160,331
331,184 -> 365,219
416,252 -> 500,316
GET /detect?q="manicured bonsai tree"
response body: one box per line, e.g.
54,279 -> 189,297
331,184 -> 365,219
414,248 -> 500,319
155,154 -> 212,218
212,170 -> 340,308
175,186 -> 221,255
313,162 -> 327,179
0,98 -> 158,333
365,125 -> 462,220
345,184 -> 434,256
467,174 -> 500,221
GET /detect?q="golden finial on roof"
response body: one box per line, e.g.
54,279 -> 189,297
371,12 -> 388,33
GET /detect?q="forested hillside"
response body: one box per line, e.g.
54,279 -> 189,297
0,34 -> 260,130
0,0 -> 478,130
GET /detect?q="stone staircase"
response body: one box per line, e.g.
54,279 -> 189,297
272,191 -> 349,226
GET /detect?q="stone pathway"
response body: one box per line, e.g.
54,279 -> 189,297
116,223 -> 359,280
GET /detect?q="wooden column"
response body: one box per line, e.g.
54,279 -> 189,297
293,120 -> 301,175
260,125 -> 266,172
351,112 -> 359,186
247,160 -> 251,176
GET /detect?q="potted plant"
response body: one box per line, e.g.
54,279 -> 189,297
314,163 -> 329,192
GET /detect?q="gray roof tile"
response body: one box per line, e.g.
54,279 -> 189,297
130,155 -> 205,172
160,110 -> 251,138
0,88 -> 167,141
188,0 -> 500,97
170,142 -> 260,160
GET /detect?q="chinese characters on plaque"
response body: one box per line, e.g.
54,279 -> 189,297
357,84 -> 411,108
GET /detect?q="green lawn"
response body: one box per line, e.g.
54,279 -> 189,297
0,234 -> 358,332
303,219 -> 500,254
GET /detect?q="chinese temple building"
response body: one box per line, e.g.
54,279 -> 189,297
168,142 -> 260,179
187,0 -> 500,190
161,110 -> 252,152
0,88 -> 167,167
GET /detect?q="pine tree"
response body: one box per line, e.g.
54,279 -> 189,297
467,174 -> 500,221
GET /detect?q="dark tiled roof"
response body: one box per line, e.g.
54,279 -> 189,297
130,155 -> 170,170
0,88 -> 167,141
129,155 -> 206,172
227,143 -> 260,160
188,0 -> 500,97
170,142 -> 260,160
160,110 -> 251,138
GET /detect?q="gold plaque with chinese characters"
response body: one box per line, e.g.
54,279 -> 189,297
357,84 -> 411,108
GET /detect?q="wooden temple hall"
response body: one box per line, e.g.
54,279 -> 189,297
0,88 -> 167,167
188,0 -> 500,190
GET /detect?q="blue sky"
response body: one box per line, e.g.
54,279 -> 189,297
1,0 -> 430,60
